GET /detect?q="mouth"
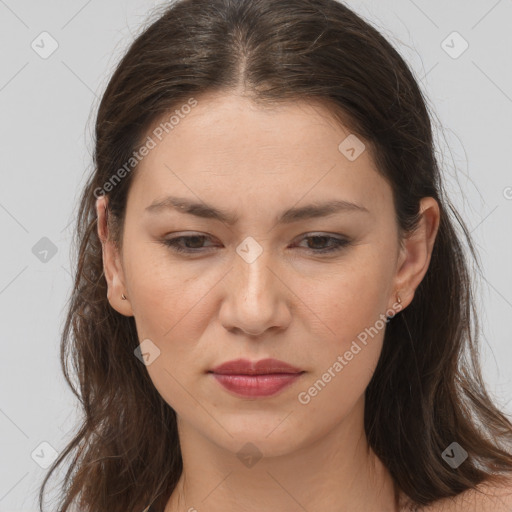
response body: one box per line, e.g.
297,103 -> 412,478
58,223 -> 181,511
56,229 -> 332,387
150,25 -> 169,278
209,357 -> 304,375
208,358 -> 305,398
208,372 -> 305,398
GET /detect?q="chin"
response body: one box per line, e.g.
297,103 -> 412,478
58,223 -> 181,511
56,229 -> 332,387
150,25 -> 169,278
207,418 -> 312,459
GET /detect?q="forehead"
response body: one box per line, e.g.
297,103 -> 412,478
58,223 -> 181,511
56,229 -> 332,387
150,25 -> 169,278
128,92 -> 392,219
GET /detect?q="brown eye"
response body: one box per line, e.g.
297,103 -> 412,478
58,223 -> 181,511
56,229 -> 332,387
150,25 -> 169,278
162,233 -> 351,256
296,234 -> 351,254
163,234 -> 216,254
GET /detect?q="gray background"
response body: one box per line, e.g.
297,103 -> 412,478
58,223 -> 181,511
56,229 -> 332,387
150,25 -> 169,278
0,0 -> 511,510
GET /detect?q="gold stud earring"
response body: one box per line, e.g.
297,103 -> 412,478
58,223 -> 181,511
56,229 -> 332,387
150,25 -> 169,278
397,293 -> 402,304
121,293 -> 127,300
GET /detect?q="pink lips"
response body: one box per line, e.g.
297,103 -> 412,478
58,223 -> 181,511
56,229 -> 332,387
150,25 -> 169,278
208,358 -> 305,398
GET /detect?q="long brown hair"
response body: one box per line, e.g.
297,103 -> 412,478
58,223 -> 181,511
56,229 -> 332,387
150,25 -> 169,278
39,0 -> 512,510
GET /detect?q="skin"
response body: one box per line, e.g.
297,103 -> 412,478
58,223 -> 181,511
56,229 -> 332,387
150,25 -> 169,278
96,91 -> 445,511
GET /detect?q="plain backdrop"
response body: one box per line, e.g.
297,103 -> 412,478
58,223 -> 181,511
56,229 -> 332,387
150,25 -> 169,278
0,1 -> 511,510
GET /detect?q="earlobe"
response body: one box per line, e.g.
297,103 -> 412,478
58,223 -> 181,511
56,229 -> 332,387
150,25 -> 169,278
390,197 -> 441,312
95,196 -> 134,317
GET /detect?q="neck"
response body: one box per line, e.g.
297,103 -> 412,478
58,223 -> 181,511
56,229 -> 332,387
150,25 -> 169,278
164,395 -> 398,512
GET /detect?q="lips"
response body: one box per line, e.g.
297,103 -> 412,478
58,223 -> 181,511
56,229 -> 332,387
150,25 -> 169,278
211,373 -> 303,397
208,358 -> 305,398
209,358 -> 303,375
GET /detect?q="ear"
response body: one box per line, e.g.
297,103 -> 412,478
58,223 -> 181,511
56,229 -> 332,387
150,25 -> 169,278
389,197 -> 441,312
96,196 -> 133,317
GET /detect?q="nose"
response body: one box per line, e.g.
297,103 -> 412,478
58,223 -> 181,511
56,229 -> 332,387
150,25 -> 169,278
218,245 -> 292,337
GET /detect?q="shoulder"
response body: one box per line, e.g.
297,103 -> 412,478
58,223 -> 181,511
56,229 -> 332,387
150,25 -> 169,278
423,475 -> 512,512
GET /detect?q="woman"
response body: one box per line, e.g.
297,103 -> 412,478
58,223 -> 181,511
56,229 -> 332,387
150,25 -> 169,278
39,0 -> 512,511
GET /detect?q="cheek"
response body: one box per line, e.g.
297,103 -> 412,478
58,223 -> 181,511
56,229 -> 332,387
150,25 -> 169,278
310,251 -> 393,344
123,237 -> 202,330
299,251 -> 392,399
125,249 -> 214,410
122,237 -> 229,371
296,286 -> 387,427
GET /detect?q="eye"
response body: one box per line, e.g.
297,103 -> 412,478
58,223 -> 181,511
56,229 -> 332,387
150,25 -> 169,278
162,234 -> 216,254
161,233 -> 351,255
295,233 -> 351,254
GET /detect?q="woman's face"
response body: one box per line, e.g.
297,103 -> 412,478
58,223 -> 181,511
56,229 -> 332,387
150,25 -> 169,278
97,92 -> 438,456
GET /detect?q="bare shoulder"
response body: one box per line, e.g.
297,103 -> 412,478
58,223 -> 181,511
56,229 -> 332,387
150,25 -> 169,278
422,475 -> 512,512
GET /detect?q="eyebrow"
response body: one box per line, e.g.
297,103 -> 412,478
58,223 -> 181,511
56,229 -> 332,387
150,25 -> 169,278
144,195 -> 370,224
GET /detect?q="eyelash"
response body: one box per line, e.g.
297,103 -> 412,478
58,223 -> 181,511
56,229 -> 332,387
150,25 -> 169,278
161,233 -> 351,255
